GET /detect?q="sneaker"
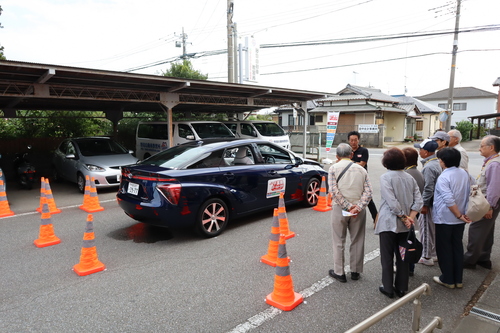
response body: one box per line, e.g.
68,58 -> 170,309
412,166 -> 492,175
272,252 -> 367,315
418,257 -> 434,266
432,256 -> 438,262
433,276 -> 455,289
329,270 -> 347,283
455,283 -> 463,289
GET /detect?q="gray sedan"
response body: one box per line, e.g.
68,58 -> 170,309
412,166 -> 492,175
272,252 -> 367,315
52,137 -> 138,192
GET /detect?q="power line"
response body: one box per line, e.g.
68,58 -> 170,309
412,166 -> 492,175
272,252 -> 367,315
124,24 -> 499,72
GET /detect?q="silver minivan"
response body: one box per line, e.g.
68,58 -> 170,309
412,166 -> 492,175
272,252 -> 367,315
224,121 -> 290,149
135,121 -> 235,160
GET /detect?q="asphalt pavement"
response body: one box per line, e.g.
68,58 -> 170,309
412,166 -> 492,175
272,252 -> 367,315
1,138 -> 499,332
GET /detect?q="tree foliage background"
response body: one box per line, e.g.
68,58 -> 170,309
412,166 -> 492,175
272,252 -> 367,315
160,59 -> 208,80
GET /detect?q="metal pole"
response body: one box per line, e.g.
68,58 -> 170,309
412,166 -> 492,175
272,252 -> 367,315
444,0 -> 461,131
182,27 -> 186,59
227,0 -> 235,83
238,43 -> 243,84
233,22 -> 238,83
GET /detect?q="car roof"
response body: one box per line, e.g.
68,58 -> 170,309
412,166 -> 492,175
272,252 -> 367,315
176,138 -> 270,149
70,137 -> 113,141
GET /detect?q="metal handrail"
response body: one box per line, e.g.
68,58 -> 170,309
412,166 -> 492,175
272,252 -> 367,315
291,145 -> 319,161
345,283 -> 442,333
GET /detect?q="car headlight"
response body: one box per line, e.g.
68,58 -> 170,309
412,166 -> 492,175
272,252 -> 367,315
85,164 -> 106,172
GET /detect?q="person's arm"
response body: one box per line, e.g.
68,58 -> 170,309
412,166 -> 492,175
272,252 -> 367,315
352,174 -> 373,214
485,161 -> 500,210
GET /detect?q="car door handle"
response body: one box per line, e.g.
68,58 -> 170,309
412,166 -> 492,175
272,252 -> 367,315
223,172 -> 235,179
267,170 -> 277,175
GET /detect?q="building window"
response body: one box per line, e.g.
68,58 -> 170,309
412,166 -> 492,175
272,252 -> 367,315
315,115 -> 323,123
453,103 -> 467,111
438,103 -> 446,109
309,115 -> 315,125
416,121 -> 423,131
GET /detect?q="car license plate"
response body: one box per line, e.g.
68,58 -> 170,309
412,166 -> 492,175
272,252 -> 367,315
127,182 -> 139,195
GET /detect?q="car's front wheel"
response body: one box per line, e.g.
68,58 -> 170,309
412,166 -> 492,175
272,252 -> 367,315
77,173 -> 86,193
196,198 -> 229,238
304,177 -> 321,207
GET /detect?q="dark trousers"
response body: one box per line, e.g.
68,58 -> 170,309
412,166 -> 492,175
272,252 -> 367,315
368,199 -> 378,221
464,206 -> 500,265
379,231 -> 410,293
435,223 -> 465,285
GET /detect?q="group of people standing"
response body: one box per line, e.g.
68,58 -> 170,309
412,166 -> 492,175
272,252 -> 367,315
327,130 -> 500,299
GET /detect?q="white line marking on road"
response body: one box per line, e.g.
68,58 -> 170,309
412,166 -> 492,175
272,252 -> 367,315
226,248 -> 381,333
0,199 -> 116,219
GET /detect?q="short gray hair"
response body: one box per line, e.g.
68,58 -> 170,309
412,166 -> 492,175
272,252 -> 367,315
448,129 -> 462,142
336,143 -> 353,158
484,135 -> 500,153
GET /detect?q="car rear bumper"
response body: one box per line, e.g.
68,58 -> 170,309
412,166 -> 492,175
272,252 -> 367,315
116,191 -> 195,228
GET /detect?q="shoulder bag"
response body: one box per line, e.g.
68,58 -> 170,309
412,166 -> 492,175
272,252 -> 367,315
401,225 -> 423,264
466,185 -> 490,222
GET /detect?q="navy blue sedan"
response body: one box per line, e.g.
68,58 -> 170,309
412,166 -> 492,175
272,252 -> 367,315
117,139 -> 327,237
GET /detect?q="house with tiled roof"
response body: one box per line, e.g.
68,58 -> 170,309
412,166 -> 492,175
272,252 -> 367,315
394,95 -> 444,140
304,84 -> 411,147
417,87 -> 498,128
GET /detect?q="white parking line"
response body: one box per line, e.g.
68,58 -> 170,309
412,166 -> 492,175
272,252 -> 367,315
0,199 -> 116,219
226,248 -> 381,333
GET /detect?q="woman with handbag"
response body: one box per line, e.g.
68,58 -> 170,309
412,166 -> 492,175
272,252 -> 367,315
433,147 -> 472,289
375,148 -> 423,298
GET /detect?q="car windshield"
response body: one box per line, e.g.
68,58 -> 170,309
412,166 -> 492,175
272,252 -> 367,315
253,123 -> 286,136
191,123 -> 235,139
76,139 -> 129,156
140,144 -> 212,169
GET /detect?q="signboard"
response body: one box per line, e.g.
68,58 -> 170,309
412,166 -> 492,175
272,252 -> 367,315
245,37 -> 260,82
325,111 -> 340,152
358,124 -> 379,133
266,178 -> 286,198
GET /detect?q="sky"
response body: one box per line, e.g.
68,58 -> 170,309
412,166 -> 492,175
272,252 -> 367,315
2,0 -> 500,97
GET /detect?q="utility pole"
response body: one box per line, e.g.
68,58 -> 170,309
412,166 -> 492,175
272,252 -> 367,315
227,0 -> 235,83
444,0 -> 461,131
175,27 -> 189,59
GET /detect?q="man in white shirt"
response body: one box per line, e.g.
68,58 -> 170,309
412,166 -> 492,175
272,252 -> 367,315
447,129 -> 469,171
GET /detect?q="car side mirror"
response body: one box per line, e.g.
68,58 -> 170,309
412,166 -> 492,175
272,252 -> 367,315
186,135 -> 195,140
65,154 -> 76,160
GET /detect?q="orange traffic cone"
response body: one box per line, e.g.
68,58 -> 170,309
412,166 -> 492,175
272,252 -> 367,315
313,176 -> 331,212
73,214 -> 106,276
266,234 -> 303,311
36,177 -> 46,213
80,177 -> 104,213
0,179 -> 14,218
79,175 -> 91,210
278,193 -> 295,240
261,209 -> 281,267
37,178 -> 61,214
34,200 -> 61,248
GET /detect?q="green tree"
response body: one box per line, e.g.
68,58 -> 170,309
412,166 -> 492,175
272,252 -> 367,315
0,111 -> 112,139
161,59 -> 208,80
455,120 -> 473,141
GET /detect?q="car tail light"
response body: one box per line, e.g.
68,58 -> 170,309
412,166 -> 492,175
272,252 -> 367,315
157,183 -> 181,205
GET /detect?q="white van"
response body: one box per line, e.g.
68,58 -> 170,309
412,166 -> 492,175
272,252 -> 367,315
224,121 -> 290,149
136,121 -> 235,159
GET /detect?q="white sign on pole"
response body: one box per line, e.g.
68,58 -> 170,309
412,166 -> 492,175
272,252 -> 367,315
358,124 -> 379,133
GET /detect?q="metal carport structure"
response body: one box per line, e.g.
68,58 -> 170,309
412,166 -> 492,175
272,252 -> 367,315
468,112 -> 500,139
0,60 -> 330,149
